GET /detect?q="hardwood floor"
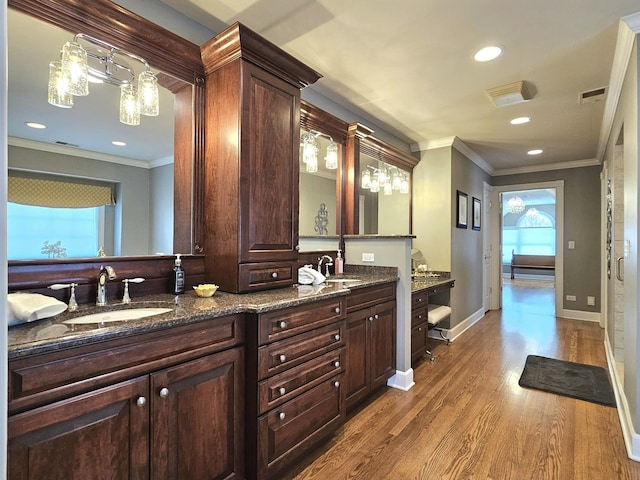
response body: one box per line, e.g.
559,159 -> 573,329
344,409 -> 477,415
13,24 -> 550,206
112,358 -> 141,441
286,280 -> 640,480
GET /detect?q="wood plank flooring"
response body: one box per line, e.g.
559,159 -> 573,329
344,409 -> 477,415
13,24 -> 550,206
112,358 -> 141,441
285,280 -> 640,480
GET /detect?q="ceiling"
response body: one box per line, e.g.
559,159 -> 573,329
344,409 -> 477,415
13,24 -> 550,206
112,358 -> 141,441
8,1 -> 640,175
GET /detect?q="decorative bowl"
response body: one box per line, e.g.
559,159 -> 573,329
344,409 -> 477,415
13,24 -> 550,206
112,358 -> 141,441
193,284 -> 219,297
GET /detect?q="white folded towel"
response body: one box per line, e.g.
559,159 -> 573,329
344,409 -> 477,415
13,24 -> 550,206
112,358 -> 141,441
298,266 -> 326,285
7,293 -> 68,327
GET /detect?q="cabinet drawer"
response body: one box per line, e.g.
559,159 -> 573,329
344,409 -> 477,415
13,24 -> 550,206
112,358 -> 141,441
9,314 -> 244,414
412,291 -> 428,308
425,280 -> 455,296
411,322 -> 428,361
258,348 -> 344,415
259,296 -> 345,344
411,306 -> 428,327
257,375 -> 344,480
346,283 -> 395,313
238,262 -> 297,292
258,322 -> 345,380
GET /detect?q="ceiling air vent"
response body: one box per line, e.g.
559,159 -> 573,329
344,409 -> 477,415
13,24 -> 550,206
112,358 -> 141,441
54,140 -> 80,148
580,87 -> 607,104
485,81 -> 532,107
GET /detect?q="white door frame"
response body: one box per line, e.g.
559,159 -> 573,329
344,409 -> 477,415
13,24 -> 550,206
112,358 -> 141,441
490,180 -> 564,316
482,182 -> 491,312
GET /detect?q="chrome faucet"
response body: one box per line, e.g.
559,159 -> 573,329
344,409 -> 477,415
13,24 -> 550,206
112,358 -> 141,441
318,255 -> 334,277
97,265 -> 117,306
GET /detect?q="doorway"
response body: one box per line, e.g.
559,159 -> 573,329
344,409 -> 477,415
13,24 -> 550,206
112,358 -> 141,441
490,181 -> 564,315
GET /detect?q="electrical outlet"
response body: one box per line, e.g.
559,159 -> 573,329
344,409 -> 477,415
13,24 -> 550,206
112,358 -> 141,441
587,296 -> 595,306
566,295 -> 576,301
568,240 -> 575,249
362,253 -> 375,262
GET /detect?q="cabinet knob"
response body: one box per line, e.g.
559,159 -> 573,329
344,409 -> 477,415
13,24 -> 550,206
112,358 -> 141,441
271,272 -> 278,279
368,316 -> 373,322
295,245 -> 300,251
334,307 -> 341,314
374,314 -> 379,320
279,412 -> 286,420
278,320 -> 287,329
279,387 -> 286,395
279,354 -> 286,363
418,314 -> 423,320
136,396 -> 146,407
418,298 -> 423,302
334,334 -> 341,341
334,361 -> 340,368
333,381 -> 340,388
159,387 -> 169,398
418,327 -> 422,331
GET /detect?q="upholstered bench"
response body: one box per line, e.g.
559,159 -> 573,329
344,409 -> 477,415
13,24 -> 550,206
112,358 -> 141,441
426,304 -> 452,361
510,249 -> 555,279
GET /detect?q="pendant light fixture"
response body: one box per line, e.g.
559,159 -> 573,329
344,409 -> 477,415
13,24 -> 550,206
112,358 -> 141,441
324,139 -> 338,170
48,33 -> 160,126
300,131 -> 319,173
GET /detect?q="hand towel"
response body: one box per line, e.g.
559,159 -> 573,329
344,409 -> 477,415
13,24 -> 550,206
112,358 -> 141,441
7,293 -> 68,327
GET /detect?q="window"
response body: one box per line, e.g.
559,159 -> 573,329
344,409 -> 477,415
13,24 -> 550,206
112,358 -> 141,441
8,203 -> 104,259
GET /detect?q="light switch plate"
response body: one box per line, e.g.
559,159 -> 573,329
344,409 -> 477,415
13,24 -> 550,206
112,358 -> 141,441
568,240 -> 575,249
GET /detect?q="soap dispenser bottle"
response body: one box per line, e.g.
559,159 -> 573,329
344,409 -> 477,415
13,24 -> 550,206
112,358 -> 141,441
172,254 -> 185,294
335,249 -> 344,274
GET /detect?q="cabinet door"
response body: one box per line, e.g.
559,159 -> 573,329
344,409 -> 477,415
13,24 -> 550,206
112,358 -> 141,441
240,62 -> 299,263
344,309 -> 369,409
151,347 -> 244,480
369,300 -> 396,390
411,323 -> 428,364
8,376 -> 149,480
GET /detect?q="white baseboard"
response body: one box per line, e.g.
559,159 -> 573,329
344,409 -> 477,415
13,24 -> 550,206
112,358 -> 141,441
430,307 -> 485,342
605,336 -> 640,462
558,308 -> 601,323
387,368 -> 415,391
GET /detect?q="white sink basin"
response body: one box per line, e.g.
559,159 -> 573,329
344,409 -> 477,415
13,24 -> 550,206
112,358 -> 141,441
325,278 -> 362,284
63,307 -> 173,325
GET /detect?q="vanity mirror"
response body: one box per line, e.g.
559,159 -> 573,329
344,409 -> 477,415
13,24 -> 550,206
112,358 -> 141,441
7,0 -> 205,262
298,100 -> 348,252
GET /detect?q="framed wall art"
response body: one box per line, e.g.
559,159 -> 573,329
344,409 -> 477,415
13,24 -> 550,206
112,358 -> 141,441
472,197 -> 481,231
456,190 -> 468,229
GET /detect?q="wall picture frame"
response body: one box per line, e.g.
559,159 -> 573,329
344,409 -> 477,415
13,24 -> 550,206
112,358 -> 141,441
472,196 -> 481,231
456,190 -> 468,229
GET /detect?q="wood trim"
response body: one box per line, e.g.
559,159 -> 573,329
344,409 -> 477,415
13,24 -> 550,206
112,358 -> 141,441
300,101 -> 349,144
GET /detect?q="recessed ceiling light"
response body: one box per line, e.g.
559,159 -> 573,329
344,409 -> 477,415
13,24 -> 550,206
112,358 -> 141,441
112,141 -> 126,147
474,45 -> 503,62
25,122 -> 46,129
511,117 -> 531,125
528,149 -> 543,155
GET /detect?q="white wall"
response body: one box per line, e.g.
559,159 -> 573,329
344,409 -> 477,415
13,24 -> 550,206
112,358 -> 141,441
150,162 -> 174,254
378,191 -> 410,235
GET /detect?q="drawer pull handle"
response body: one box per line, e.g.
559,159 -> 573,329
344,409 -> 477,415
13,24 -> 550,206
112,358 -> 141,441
159,387 -> 169,398
333,381 -> 340,388
334,361 -> 340,368
279,387 -> 286,395
278,321 -> 287,329
272,272 -> 278,279
136,396 -> 146,407
334,307 -> 341,314
334,334 -> 341,341
279,354 -> 286,363
279,412 -> 286,420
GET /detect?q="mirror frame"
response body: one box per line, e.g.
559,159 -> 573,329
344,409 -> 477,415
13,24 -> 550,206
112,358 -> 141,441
8,0 -> 206,256
344,123 -> 419,235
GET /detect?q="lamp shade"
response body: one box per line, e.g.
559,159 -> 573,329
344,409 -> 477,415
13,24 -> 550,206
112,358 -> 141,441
138,70 -> 159,116
61,41 -> 89,96
119,84 -> 140,126
48,60 -> 73,108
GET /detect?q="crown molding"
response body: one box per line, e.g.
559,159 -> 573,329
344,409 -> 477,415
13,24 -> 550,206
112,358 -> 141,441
8,136 -> 152,169
492,157 -> 600,176
411,136 -> 494,175
596,13 -> 640,162
410,136 -> 455,152
149,155 -> 174,168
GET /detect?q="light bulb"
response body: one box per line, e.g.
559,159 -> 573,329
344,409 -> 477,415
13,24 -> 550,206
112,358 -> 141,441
61,41 -> 88,96
48,60 -> 73,108
138,70 -> 159,116
120,84 -> 140,126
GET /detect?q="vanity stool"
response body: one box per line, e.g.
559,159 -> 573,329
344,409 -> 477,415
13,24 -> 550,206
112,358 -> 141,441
426,304 -> 451,361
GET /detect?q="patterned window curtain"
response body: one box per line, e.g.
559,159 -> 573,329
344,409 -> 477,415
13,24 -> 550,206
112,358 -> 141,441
8,172 -> 115,208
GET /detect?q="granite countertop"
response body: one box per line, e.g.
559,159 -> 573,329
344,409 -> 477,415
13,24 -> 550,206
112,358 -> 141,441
8,269 -> 398,360
411,272 -> 455,293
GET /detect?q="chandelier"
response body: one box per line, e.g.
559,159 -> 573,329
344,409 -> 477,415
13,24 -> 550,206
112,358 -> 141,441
361,164 -> 409,195
300,131 -> 339,172
47,33 -> 160,126
507,196 -> 525,214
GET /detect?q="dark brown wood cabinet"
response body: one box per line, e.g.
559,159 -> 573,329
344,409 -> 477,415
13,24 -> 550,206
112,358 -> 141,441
201,23 -> 321,293
246,296 -> 347,480
8,316 -> 245,480
344,283 -> 397,411
411,290 -> 429,364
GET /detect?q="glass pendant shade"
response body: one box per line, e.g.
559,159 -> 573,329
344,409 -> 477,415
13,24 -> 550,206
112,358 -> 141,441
392,172 -> 402,190
119,84 -> 140,126
61,41 -> 89,96
137,70 -> 159,116
400,176 -> 409,194
383,181 -> 393,195
377,168 -> 387,185
301,132 -> 319,171
361,170 -> 371,189
325,140 -> 338,170
370,176 -> 380,193
48,60 -> 73,108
